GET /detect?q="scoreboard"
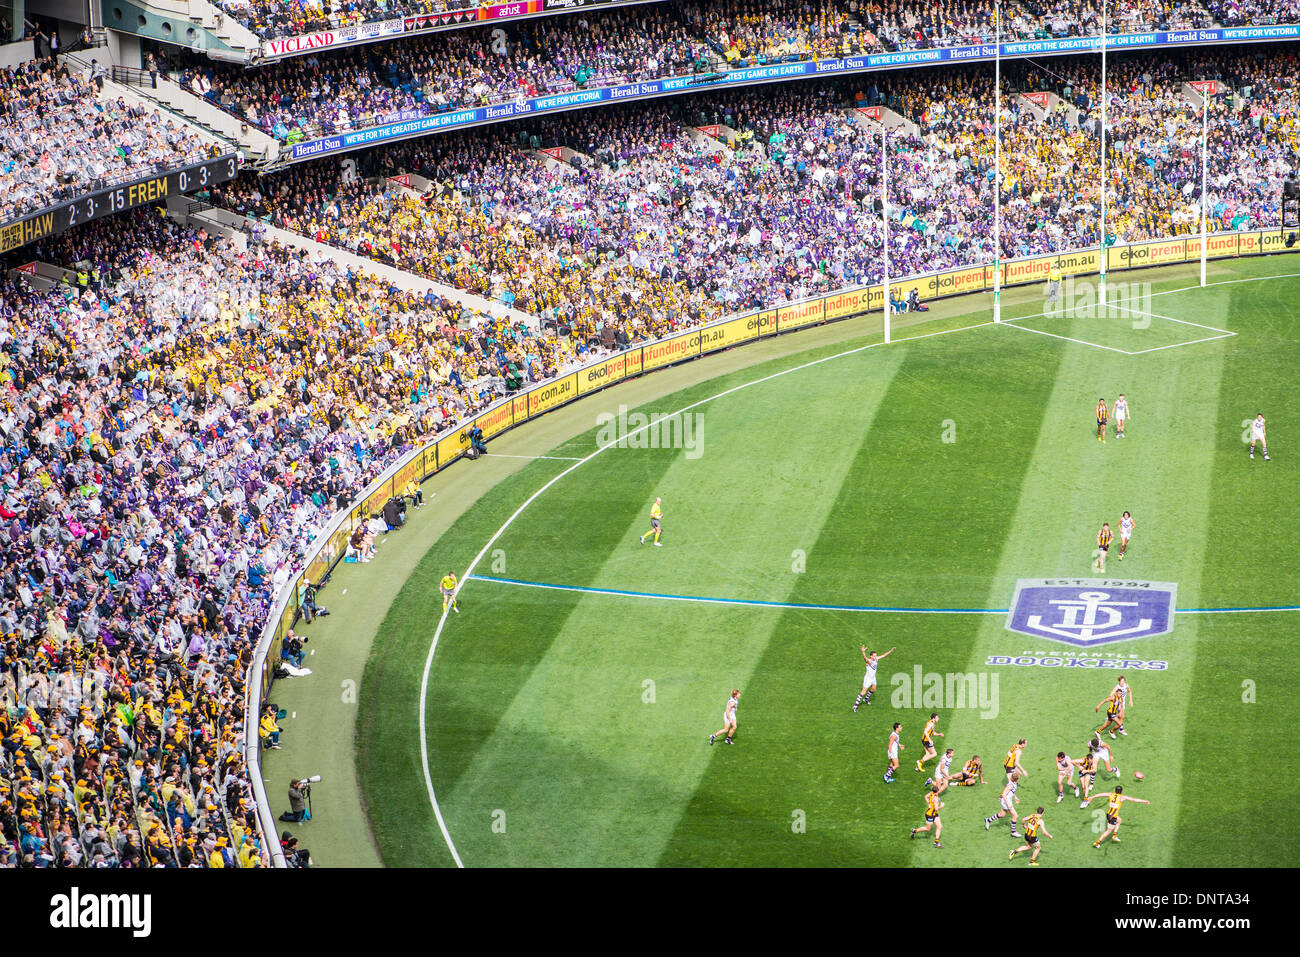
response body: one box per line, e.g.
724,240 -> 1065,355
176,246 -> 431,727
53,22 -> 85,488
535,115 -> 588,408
0,152 -> 241,256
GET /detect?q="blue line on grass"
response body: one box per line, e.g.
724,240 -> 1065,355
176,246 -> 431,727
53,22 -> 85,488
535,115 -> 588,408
468,575 -> 1300,616
468,575 -> 1006,614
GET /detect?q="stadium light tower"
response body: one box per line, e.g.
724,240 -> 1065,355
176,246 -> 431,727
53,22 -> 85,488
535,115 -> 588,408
882,119 -> 891,344
1200,84 -> 1209,288
993,0 -> 1001,324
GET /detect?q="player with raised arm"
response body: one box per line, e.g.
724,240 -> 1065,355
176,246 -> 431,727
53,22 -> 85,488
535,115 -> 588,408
916,713 -> 944,773
1249,413 -> 1269,461
640,497 -> 664,546
884,722 -> 904,783
854,645 -> 895,712
985,771 -> 1022,837
1118,511 -> 1135,561
1056,751 -> 1079,803
910,785 -> 945,849
710,689 -> 740,745
440,572 -> 460,614
1096,692 -> 1123,740
1114,394 -> 1129,438
1093,522 -> 1113,573
1096,398 -> 1109,443
1089,785 -> 1150,847
1009,807 -> 1053,865
1004,739 -> 1028,782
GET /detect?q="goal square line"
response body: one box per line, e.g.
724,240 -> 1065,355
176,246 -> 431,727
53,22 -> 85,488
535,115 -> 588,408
1106,302 -> 1235,337
1002,302 -> 1237,356
999,320 -> 1134,355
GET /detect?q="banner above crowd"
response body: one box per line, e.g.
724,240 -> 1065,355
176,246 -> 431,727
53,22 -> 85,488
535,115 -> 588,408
260,0 -> 645,60
285,24 -> 1300,162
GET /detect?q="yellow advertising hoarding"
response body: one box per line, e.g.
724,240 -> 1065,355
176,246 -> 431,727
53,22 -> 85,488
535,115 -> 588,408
437,425 -> 470,467
933,264 -> 988,298
823,286 -> 871,321
777,298 -> 825,332
527,372 -> 578,416
1259,229 -> 1292,254
642,330 -> 702,371
752,309 -> 779,336
1207,233 -> 1239,260
577,354 -> 627,395
701,315 -> 759,350
474,397 -> 515,438
1108,238 -> 1188,270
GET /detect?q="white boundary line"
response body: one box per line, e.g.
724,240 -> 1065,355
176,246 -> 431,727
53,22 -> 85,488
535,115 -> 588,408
415,267 -> 1300,868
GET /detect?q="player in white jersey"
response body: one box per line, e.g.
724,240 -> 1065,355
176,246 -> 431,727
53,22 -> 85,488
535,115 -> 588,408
985,772 -> 1022,836
1089,734 -> 1119,777
1250,413 -> 1270,460
1118,511 -> 1135,561
710,689 -> 740,745
1056,751 -> 1079,803
1114,394 -> 1129,438
927,748 -> 956,793
1110,676 -> 1132,735
854,645 -> 895,711
884,722 -> 904,783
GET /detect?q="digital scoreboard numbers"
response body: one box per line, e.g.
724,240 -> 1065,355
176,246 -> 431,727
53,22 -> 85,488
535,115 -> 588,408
0,153 -> 241,255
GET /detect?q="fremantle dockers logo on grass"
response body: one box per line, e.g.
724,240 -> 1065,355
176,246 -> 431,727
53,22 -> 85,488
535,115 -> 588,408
1006,579 -> 1177,647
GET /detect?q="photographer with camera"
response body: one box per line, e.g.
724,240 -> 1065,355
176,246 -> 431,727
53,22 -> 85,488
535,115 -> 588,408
279,775 -> 322,823
281,778 -> 307,822
467,424 -> 487,460
299,579 -> 329,622
281,628 -> 307,667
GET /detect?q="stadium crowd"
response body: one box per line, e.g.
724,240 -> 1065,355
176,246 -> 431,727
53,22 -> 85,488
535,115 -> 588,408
182,0 -> 1269,145
0,196 -> 630,866
1207,1 -> 1300,26
176,5 -> 707,144
219,0 -> 484,42
218,0 -> 1238,47
0,57 -> 215,225
209,47 -> 1298,319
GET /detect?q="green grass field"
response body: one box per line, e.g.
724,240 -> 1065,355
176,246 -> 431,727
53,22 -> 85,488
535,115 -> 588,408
331,257 -> 1300,868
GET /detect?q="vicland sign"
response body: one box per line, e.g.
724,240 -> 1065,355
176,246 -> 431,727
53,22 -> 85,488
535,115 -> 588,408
263,31 -> 340,56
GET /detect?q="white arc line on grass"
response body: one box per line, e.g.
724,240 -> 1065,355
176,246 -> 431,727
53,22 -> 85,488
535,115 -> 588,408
415,268 -> 1300,868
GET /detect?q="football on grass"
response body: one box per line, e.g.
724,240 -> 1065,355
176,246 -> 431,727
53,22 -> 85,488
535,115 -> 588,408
1134,771 -> 1144,780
